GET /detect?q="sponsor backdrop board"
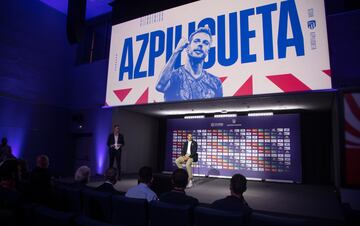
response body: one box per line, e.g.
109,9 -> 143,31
165,114 -> 302,182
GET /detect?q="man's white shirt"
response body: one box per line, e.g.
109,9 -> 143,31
114,134 -> 120,150
186,141 -> 192,156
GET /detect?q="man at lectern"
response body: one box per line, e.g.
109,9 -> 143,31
175,133 -> 198,188
107,124 -> 125,179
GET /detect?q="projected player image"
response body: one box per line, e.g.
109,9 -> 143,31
164,114 -> 302,183
156,25 -> 223,101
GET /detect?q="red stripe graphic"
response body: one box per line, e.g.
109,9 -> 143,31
345,120 -> 360,138
234,75 -> 253,96
345,94 -> 360,122
346,140 -> 360,146
322,69 -> 331,77
114,88 -> 132,102
219,76 -> 228,83
267,74 -> 311,92
136,88 -> 149,105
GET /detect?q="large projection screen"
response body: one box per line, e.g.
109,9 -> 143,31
164,114 -> 302,182
106,0 -> 331,106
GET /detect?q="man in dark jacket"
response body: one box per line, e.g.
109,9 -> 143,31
175,133 -> 197,188
96,167 -> 122,194
211,174 -> 252,218
159,169 -> 198,207
107,124 -> 124,178
0,137 -> 15,164
29,155 -> 52,204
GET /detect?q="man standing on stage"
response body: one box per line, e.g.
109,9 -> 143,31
175,133 -> 198,188
107,124 -> 125,179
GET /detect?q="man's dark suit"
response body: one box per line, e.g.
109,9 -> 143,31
96,182 -> 124,195
107,133 -> 125,176
159,190 -> 199,207
181,140 -> 198,162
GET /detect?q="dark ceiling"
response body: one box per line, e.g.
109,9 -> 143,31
41,0 -> 360,23
110,0 -> 360,25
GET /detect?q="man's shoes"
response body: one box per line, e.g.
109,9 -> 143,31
186,179 -> 193,188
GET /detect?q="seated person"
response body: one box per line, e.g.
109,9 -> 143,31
74,165 -> 91,187
17,159 -> 29,182
159,169 -> 198,207
96,167 -> 122,194
0,137 -> 16,164
15,159 -> 30,195
175,133 -> 197,188
29,155 -> 52,204
0,159 -> 18,191
211,174 -> 252,217
125,166 -> 158,202
30,155 -> 51,185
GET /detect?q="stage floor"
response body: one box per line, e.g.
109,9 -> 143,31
88,175 -> 344,222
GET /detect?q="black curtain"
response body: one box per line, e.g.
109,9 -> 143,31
300,111 -> 333,184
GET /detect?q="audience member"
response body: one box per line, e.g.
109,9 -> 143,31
74,165 -> 91,186
30,155 -> 51,185
0,159 -> 23,226
0,159 -> 18,191
211,174 -> 252,217
17,159 -> 29,182
15,159 -> 30,194
159,168 -> 198,207
96,167 -> 121,193
29,154 -> 52,204
125,166 -> 158,202
0,137 -> 15,164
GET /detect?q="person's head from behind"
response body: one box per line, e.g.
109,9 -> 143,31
105,167 -> 118,185
74,165 -> 91,184
1,137 -> 8,146
187,26 -> 212,60
138,166 -> 153,185
172,168 -> 188,190
36,155 -> 49,169
230,174 -> 247,197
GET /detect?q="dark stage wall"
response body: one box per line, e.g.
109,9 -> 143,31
0,0 -> 74,106
300,111 -> 333,184
112,109 -> 159,174
327,10 -> 360,88
0,96 -> 72,175
0,0 -> 74,175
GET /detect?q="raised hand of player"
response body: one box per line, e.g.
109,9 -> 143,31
174,37 -> 189,54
